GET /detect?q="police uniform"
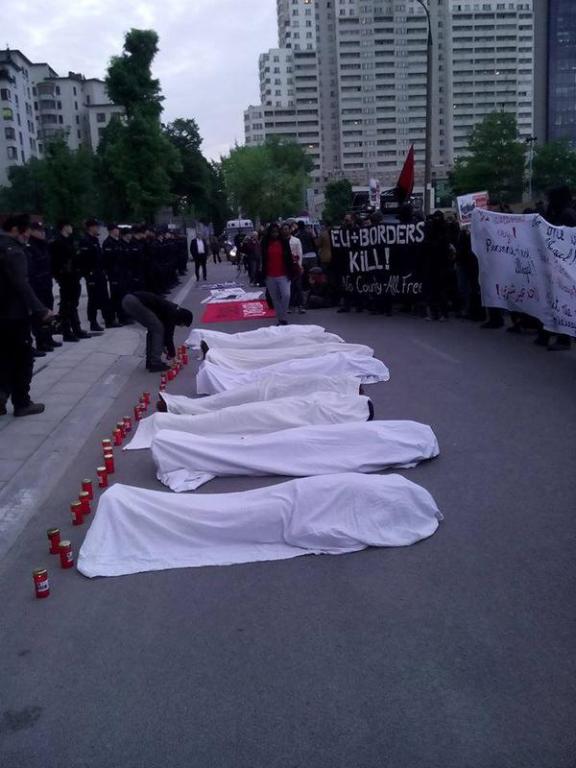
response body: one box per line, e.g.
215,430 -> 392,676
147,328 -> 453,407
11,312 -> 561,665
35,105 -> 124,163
103,232 -> 127,324
50,232 -> 87,340
77,229 -> 113,330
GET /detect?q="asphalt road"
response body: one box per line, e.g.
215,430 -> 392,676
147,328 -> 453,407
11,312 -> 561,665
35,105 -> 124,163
1,263 -> 575,768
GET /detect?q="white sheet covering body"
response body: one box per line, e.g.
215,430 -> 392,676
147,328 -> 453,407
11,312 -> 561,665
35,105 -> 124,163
197,353 -> 390,394
204,342 -> 374,371
186,325 -> 343,350
161,374 -> 361,415
126,393 -> 372,450
152,420 -> 439,492
77,473 -> 443,577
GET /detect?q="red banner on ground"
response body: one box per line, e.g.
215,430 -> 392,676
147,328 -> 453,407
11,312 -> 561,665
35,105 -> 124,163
201,300 -> 276,324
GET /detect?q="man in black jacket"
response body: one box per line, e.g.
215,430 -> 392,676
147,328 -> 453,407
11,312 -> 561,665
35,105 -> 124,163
190,234 -> 208,281
50,220 -> 90,342
27,221 -> 61,353
0,214 -> 52,416
77,218 -> 116,332
121,291 -> 193,372
103,224 -> 128,325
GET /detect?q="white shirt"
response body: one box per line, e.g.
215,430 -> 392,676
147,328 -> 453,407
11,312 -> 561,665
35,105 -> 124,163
289,235 -> 303,266
196,238 -> 205,255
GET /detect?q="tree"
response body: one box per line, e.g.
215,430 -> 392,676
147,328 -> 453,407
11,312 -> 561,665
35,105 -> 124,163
532,139 -> 576,196
450,112 -> 526,204
106,29 -> 164,120
100,29 -> 180,221
322,179 -> 353,224
0,139 -> 97,224
222,137 -> 313,222
164,118 -> 212,217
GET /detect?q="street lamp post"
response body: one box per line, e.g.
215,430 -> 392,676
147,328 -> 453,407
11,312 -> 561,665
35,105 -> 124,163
525,136 -> 537,203
415,0 -> 433,216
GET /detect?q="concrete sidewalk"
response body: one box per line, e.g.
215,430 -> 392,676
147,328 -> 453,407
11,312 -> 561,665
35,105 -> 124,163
0,272 -> 195,560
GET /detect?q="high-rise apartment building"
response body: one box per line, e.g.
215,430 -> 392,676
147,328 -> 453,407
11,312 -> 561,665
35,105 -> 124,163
245,0 -> 535,196
547,0 -> 576,144
0,48 -> 124,187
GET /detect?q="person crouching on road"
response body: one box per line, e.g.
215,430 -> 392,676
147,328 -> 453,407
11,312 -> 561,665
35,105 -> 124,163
121,291 -> 193,372
261,223 -> 294,326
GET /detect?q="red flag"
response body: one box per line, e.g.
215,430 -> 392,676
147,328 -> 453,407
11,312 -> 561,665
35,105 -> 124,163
396,144 -> 415,203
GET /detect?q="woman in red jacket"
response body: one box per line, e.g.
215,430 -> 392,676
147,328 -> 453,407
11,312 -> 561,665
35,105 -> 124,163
260,223 -> 294,325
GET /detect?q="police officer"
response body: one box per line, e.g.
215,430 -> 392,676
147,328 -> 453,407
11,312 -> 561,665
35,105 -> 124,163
27,221 -> 61,353
77,218 -> 117,332
0,214 -> 52,417
103,224 -> 127,325
127,225 -> 146,292
50,220 -> 90,342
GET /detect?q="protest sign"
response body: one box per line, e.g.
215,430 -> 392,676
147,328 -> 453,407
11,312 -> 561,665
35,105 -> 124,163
457,191 -> 489,225
202,300 -> 276,324
471,208 -> 576,337
330,223 -> 427,300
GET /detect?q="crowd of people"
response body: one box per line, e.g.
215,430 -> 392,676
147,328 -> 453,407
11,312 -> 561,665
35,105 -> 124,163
229,187 -> 574,352
0,214 -> 189,417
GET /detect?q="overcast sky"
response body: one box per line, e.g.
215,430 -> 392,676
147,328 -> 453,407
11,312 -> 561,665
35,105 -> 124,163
5,0 -> 277,160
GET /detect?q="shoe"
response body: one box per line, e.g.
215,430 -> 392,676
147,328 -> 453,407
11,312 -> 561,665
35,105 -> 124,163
287,308 -> 293,314
105,322 -> 121,329
32,349 -> 47,358
533,337 -> 549,347
278,320 -> 288,326
76,330 -> 92,339
37,343 -> 54,352
506,325 -> 523,334
298,307 -> 307,314
14,402 -> 45,417
63,334 -> 80,343
90,322 -> 104,332
548,342 -> 571,351
480,320 -> 503,329
148,362 -> 171,373
50,338 -> 63,347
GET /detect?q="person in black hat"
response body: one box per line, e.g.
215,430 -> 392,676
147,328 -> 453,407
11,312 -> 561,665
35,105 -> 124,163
0,214 -> 53,416
121,291 -> 193,372
50,220 -> 90,342
27,221 -> 62,353
77,218 -> 118,332
103,223 -> 128,325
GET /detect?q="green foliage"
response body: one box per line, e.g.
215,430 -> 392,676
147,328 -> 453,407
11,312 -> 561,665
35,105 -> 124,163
322,179 -> 353,224
97,113 -> 180,222
105,29 -> 163,120
450,111 -> 526,204
0,140 -> 97,224
222,137 -> 313,222
531,139 -> 576,196
99,29 -> 180,221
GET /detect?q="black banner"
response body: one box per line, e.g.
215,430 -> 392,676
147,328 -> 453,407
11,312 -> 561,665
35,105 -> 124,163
330,223 -> 428,299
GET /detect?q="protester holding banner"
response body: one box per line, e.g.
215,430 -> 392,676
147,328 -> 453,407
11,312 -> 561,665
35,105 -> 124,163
260,223 -> 294,326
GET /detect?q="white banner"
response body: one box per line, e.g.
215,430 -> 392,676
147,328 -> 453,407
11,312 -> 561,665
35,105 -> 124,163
471,209 -> 576,337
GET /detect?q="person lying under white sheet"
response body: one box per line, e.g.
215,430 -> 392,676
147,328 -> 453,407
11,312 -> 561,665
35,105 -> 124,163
77,473 -> 443,577
152,420 -> 439,492
197,352 -> 390,395
126,392 -> 373,450
186,324 -> 343,351
160,374 -> 362,415
203,341 -> 374,371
